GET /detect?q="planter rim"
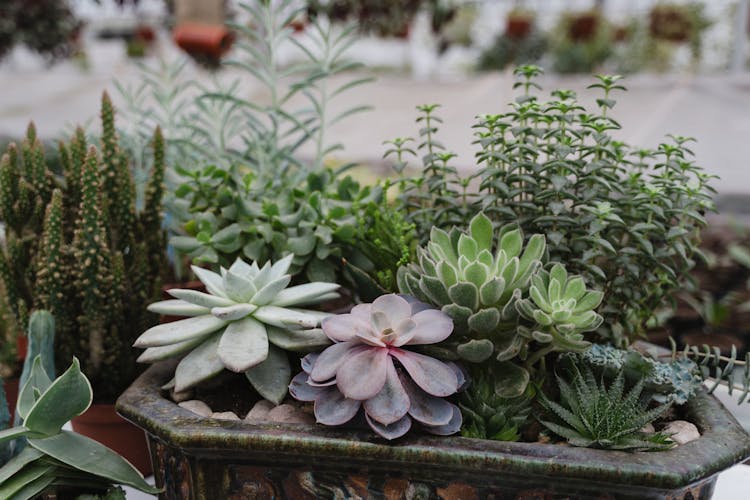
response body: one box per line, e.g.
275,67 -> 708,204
117,361 -> 750,490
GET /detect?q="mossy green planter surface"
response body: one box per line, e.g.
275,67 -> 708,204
117,362 -> 750,500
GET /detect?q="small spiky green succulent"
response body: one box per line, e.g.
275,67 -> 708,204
516,263 -> 603,353
134,256 -> 340,403
540,365 -> 674,451
398,212 -> 546,363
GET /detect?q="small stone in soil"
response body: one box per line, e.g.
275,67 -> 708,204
662,420 -> 700,445
212,411 -> 240,421
267,404 -> 314,424
244,400 -> 275,422
640,423 -> 655,433
171,388 -> 194,403
178,400 -> 212,417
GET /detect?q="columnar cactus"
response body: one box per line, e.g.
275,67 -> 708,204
0,94 -> 169,401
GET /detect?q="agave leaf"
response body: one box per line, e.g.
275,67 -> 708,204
245,344 -> 291,405
174,333 -> 225,391
273,282 -> 341,307
218,317 -> 269,372
542,397 -> 587,435
29,431 -> 160,493
147,299 -> 210,317
0,426 -> 33,443
24,358 -> 91,436
134,315 -> 226,348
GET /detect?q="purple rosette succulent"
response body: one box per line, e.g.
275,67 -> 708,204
289,294 -> 464,439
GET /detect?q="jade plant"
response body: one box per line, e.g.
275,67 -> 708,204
0,357 -> 159,498
289,294 -> 462,439
0,94 -> 168,401
135,256 -> 340,403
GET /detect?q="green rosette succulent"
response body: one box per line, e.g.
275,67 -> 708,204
397,212 -> 546,364
134,255 -> 340,403
516,263 -> 603,353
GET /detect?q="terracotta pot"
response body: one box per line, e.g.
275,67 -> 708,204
16,335 -> 27,361
649,7 -> 691,42
2,377 -> 19,421
173,23 -> 234,61
568,13 -> 599,42
71,403 -> 152,477
506,16 -> 532,39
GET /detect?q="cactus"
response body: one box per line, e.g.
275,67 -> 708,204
0,94 -> 169,401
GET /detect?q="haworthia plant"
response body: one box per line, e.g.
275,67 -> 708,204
0,357 -> 160,499
135,256 -> 340,403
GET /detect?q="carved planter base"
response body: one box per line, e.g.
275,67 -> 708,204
117,362 -> 750,500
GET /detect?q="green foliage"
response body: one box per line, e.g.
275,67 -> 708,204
672,340 -> 750,404
0,357 -> 160,498
0,95 -> 168,402
0,1 -> 81,63
459,369 -> 534,441
390,67 -> 714,347
540,364 -> 674,451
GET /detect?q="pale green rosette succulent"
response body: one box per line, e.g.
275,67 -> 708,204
397,212 -> 546,364
516,263 -> 603,354
134,255 -> 340,403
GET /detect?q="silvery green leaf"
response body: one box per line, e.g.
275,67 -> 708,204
458,234 -> 478,261
418,250 -> 437,276
269,254 -> 295,281
515,299 -> 536,321
548,279 -> 562,303
448,282 -> 479,311
137,335 -> 207,363
24,358 -> 91,436
500,257 -> 519,287
17,356 -> 53,421
476,249 -> 494,269
420,275 -> 451,307
211,303 -> 257,321
532,330 -> 554,343
493,361 -> 529,398
223,270 -> 256,302
266,326 -> 331,351
441,303 -> 473,332
468,308 -> 501,335
518,234 -> 546,280
463,262 -> 489,288
253,306 -> 322,329
430,227 -> 456,265
0,447 -> 43,484
479,278 -> 505,306
563,276 -> 586,300
574,290 -> 604,313
134,315 -> 226,347
174,333 -> 225,391
550,263 -> 568,286
551,309 -> 572,323
457,339 -> 494,363
252,261 -> 273,289
251,275 -> 292,306
168,289 -> 234,308
469,212 -> 493,251
229,257 -> 254,276
191,266 -> 228,297
218,317 -> 269,372
29,431 -> 160,493
273,282 -> 341,307
0,462 -> 54,499
147,299 -> 209,317
495,334 -> 525,361
533,309 -> 553,326
170,236 -> 201,252
530,285 -> 550,311
245,344 -> 291,405
437,261 -> 458,288
499,228 -> 522,258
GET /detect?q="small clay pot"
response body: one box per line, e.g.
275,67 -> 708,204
71,403 -> 152,476
173,23 -> 234,61
16,335 -> 27,361
568,13 -> 599,42
649,6 -> 691,42
506,16 -> 532,39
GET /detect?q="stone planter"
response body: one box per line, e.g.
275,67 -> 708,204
117,361 -> 750,500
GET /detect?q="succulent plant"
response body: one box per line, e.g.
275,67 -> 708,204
398,212 -> 546,364
540,364 -> 674,451
289,294 -> 463,440
135,256 -> 339,403
0,357 -> 159,497
516,263 -> 602,353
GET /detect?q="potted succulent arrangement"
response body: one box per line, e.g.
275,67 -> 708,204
0,93 -> 170,475
648,2 -> 712,65
116,5 -> 750,490
551,9 -> 612,74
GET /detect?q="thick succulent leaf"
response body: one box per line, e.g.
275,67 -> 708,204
495,334 -> 525,361
419,275 -> 451,307
563,276 -> 586,300
310,341 -> 364,381
0,462 -> 54,500
464,262 -> 489,288
423,404 -> 462,436
267,326 -> 331,351
390,349 -> 458,397
174,333 -> 225,391
401,309 -> 454,346
400,374 -> 453,426
493,362 -> 529,398
253,306 -> 323,329
218,317 -> 269,372
531,330 -> 554,343
363,360 -> 409,425
0,446 -> 43,483
448,282 -> 479,310
251,275 -> 292,306
336,348 -> 389,400
458,234 -> 478,261
16,356 -> 53,421
418,250 -> 437,276
289,372 -> 324,402
499,228 -> 522,258
134,315 -> 226,348
136,335 -> 206,363
372,294 -> 412,325
167,289 -> 234,308
396,266 -> 415,296
211,303 -> 257,321
29,431 -> 160,493
0,426 -> 32,443
441,303 -> 472,332
574,290 -> 604,313
530,285 -> 550,311
321,314 -> 369,342
532,310 -> 553,326
479,278 -> 505,306
269,254 -> 295,281
228,258 -> 254,277
469,212 -> 493,251
24,358 -> 91,436
549,264 -> 568,290
515,299 -> 536,321
223,270 -> 256,302
190,266 -> 227,297
457,339 -> 494,362
468,308 -> 501,335
252,262 -> 274,290
245,344 -> 291,405
314,388 -> 361,426
548,279 -> 562,304
273,283 -> 341,307
147,299 -> 210,317
365,413 -> 411,440
500,257 -> 520,287
517,234 -> 546,279
429,227 -> 457,265
436,260 -> 458,288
